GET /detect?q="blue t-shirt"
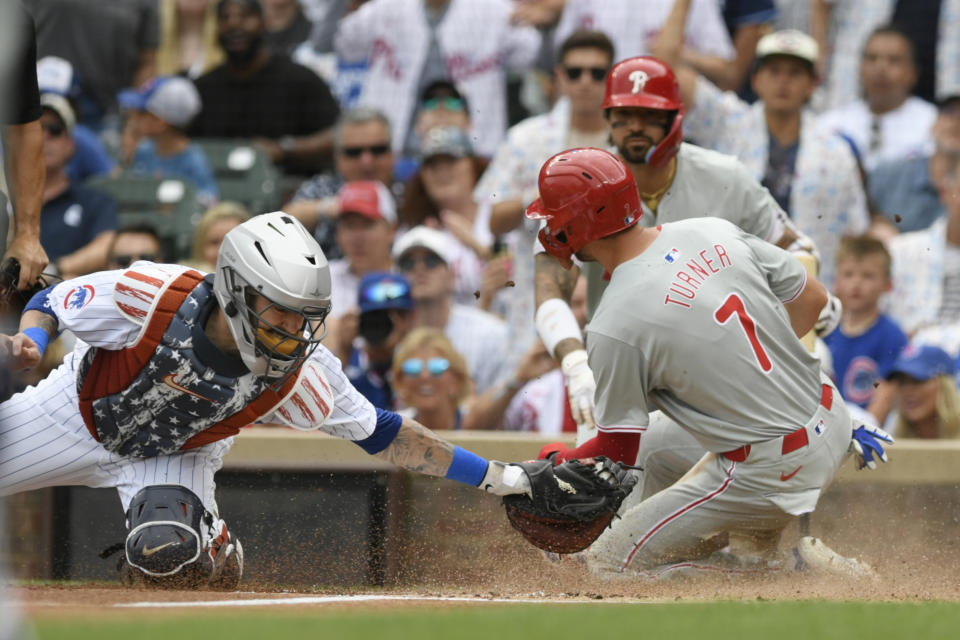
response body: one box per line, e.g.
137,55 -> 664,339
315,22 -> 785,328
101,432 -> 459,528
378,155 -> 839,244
66,124 -> 116,183
825,314 -> 908,408
40,184 -> 118,261
129,139 -> 219,204
345,348 -> 394,410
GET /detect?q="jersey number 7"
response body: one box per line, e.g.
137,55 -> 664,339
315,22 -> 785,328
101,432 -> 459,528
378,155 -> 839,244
714,293 -> 772,373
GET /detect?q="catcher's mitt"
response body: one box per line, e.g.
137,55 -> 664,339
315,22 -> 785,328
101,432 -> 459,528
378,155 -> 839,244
503,456 -> 637,554
0,258 -> 58,322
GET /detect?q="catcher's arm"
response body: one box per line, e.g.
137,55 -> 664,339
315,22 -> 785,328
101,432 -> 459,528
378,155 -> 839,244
0,309 -> 58,371
374,417 -> 531,496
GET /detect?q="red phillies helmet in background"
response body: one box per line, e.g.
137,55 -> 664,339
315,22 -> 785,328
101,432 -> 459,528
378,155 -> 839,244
525,148 -> 643,268
602,56 -> 685,168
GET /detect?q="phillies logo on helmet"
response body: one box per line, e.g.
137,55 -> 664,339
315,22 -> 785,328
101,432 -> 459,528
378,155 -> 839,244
629,70 -> 649,94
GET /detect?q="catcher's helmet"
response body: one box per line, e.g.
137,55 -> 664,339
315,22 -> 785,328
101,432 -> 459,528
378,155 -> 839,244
602,56 -> 685,168
525,148 -> 642,268
214,212 -> 331,383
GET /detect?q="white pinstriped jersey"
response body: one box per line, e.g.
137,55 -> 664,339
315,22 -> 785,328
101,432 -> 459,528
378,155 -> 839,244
587,218 -> 822,453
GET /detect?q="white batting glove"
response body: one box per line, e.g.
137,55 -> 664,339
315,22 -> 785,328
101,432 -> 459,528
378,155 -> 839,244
561,349 -> 596,430
849,424 -> 894,470
815,293 -> 842,338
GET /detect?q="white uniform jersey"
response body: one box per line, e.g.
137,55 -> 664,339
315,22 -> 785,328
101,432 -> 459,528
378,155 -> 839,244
582,143 -> 789,317
587,218 -> 822,453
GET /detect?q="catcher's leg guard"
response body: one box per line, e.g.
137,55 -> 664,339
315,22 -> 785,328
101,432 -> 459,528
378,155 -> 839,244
123,484 -> 243,589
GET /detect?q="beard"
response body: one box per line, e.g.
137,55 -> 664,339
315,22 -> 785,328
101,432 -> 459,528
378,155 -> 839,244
221,33 -> 263,66
613,133 -> 654,164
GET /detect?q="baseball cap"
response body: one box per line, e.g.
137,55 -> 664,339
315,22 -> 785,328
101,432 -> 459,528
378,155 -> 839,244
885,345 -> 956,381
391,225 -> 451,264
756,30 -> 819,68
358,272 -> 413,314
36,56 -> 78,97
336,181 -> 398,223
117,76 -> 202,129
39,93 -> 76,133
419,126 -> 473,160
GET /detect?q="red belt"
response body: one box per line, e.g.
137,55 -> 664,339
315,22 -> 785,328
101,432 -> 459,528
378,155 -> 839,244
721,384 -> 833,462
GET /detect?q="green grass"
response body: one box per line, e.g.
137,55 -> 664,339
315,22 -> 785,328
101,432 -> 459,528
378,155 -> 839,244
29,600 -> 960,640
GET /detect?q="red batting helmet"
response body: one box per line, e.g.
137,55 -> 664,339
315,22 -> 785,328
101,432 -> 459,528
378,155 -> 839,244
525,148 -> 642,268
602,56 -> 685,168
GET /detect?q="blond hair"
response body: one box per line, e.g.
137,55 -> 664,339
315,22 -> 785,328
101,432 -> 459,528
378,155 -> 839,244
392,327 -> 472,403
894,375 -> 960,439
156,0 -> 225,77
836,235 -> 893,278
189,201 -> 251,268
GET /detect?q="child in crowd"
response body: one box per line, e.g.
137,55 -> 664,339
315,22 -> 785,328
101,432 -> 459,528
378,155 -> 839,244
119,76 -> 219,206
825,236 -> 908,408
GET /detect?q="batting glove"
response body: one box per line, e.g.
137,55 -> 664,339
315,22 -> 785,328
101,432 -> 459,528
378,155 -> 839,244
849,424 -> 894,470
561,349 -> 596,430
539,441 -> 568,463
815,293 -> 843,338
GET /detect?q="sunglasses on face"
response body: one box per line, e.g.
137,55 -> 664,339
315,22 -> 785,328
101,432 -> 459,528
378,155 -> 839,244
564,66 -> 608,82
397,252 -> 445,271
341,144 -> 391,158
422,97 -> 466,112
111,253 -> 158,268
42,121 -> 67,138
401,357 -> 451,377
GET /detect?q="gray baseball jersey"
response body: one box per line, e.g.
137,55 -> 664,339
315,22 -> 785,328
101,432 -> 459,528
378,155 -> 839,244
583,143 -> 788,318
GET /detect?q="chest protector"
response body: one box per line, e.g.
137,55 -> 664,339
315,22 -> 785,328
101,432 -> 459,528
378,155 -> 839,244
77,269 -> 297,458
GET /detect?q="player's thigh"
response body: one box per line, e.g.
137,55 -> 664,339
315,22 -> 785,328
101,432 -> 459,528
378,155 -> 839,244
0,394 -> 114,495
636,412 -> 706,500
108,437 -> 235,513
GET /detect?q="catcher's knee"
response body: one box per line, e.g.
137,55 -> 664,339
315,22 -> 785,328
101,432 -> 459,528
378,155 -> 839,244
124,484 -> 242,589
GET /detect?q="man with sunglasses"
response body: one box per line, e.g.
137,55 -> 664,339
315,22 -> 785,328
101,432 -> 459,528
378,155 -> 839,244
0,212 -> 540,589
107,224 -> 166,271
37,93 -> 118,281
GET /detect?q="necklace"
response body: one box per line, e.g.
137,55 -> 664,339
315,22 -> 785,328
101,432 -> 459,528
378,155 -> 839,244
640,157 -> 677,212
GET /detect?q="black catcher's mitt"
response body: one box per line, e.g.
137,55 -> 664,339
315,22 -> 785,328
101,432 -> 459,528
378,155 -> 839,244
0,258 -> 58,321
503,456 -> 637,554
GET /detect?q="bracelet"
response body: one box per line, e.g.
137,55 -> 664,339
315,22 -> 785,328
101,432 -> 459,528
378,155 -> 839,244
22,327 -> 49,357
444,446 -> 489,486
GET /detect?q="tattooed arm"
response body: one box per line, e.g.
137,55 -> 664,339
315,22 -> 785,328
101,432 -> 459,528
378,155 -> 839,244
534,252 -> 583,362
374,417 -> 455,477
0,309 -> 59,371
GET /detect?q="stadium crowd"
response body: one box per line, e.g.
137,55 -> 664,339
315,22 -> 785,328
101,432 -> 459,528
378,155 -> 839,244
4,0 -> 960,440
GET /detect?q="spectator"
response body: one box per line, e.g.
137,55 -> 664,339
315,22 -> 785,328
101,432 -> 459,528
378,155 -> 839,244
397,79 -> 473,179
335,0 -> 541,156
38,94 -> 117,279
188,201 -> 251,270
345,272 -> 415,409
658,25 -> 869,289
552,0 -> 734,71
824,236 -> 907,409
324,181 -> 398,362
26,0 -> 159,130
262,0 -> 312,55
399,126 -> 494,307
191,0 -> 341,176
156,0 -> 226,78
1,1 -> 48,292
119,76 -> 219,206
35,56 -> 117,183
283,107 -> 399,260
392,327 -> 472,430
818,25 -> 937,171
869,94 -> 960,234
884,345 -> 960,439
107,224 -> 166,270
393,225 -> 508,393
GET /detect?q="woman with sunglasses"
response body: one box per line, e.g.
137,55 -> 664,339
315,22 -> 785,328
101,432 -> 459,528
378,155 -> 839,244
393,328 -> 472,431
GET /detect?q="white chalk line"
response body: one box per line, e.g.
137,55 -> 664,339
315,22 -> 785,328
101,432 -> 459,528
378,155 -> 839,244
115,594 -> 634,608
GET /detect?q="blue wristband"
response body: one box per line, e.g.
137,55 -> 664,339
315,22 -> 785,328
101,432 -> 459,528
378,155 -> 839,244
22,327 -> 49,357
444,446 -> 489,486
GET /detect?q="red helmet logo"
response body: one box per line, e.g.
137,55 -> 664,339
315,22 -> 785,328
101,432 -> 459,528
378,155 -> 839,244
525,148 -> 643,268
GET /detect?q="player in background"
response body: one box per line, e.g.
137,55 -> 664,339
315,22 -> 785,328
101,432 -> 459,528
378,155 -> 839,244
533,55 -> 836,444
0,212 -> 536,589
527,148 -> 891,577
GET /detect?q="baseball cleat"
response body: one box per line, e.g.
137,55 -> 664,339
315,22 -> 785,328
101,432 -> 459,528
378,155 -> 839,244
794,536 -> 877,579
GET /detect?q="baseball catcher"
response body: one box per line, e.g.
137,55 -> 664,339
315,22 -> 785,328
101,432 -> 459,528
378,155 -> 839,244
503,457 -> 637,553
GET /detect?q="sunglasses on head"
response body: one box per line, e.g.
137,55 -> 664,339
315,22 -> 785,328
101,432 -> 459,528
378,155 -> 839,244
111,253 -> 158,268
397,252 -> 445,271
422,97 -> 465,112
564,66 -> 608,82
341,144 -> 391,158
401,357 -> 451,377
42,121 -> 67,138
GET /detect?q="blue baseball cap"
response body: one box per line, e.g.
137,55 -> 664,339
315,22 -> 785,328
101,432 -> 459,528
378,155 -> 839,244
358,272 -> 413,314
118,76 -> 201,129
885,345 -> 956,381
